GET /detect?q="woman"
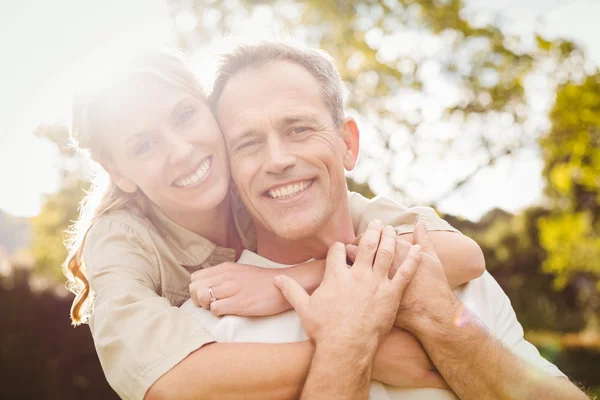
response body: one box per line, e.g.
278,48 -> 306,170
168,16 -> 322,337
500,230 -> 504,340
65,47 -> 484,400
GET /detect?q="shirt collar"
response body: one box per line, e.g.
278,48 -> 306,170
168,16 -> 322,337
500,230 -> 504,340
148,199 -> 257,267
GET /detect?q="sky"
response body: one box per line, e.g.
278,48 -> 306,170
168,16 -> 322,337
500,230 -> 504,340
0,0 -> 599,221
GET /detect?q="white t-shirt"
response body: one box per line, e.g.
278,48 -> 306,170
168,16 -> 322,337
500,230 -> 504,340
181,250 -> 564,399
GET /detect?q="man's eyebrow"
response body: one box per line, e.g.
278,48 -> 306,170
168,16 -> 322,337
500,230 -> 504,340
281,115 -> 318,125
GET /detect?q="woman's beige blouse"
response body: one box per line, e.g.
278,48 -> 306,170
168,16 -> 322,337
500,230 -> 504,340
83,192 -> 457,400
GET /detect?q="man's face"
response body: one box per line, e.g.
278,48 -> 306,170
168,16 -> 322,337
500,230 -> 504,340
216,60 -> 359,241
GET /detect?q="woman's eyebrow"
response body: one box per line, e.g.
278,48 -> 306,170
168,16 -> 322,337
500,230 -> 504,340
124,130 -> 152,146
169,96 -> 194,121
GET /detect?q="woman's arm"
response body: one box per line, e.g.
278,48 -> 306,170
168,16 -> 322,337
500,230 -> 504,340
191,230 -> 484,317
145,341 -> 313,400
145,328 -> 445,400
189,260 -> 325,316
397,231 -> 485,288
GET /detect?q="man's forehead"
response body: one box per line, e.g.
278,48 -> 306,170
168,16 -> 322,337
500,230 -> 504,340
216,61 -> 326,130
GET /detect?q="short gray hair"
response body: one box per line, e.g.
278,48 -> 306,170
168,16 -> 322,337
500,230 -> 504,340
210,40 -> 346,127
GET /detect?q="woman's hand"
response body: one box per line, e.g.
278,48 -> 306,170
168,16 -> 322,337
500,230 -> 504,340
189,260 -> 326,317
189,262 -> 290,316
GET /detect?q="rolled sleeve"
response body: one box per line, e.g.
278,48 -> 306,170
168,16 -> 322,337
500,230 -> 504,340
348,191 -> 459,236
85,217 -> 215,400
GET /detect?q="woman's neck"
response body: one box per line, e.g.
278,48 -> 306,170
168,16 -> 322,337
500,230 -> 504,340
166,196 -> 242,254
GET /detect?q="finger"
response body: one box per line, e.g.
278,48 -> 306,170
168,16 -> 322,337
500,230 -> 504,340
413,222 -> 437,257
189,283 -> 201,307
351,233 -> 364,246
325,241 -> 348,278
273,275 -> 310,317
353,219 -> 384,271
372,225 -> 396,279
345,244 -> 358,263
190,268 -> 215,282
190,263 -> 233,281
388,236 -> 412,279
389,238 -> 412,278
391,244 -> 421,294
192,283 -> 235,309
189,267 -> 230,308
209,297 -> 238,317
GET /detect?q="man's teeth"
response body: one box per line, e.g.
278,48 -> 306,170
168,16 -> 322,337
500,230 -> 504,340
173,158 -> 211,188
268,180 -> 312,199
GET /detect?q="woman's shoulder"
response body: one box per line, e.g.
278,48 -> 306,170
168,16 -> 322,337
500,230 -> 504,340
85,208 -> 158,253
83,208 -> 162,280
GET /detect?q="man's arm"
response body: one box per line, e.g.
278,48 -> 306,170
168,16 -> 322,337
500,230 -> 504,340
396,223 -> 588,400
410,301 -> 586,399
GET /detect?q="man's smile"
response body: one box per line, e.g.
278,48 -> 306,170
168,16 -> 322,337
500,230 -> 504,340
264,179 -> 315,200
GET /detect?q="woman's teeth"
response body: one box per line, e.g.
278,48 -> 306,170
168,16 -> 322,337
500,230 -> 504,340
173,158 -> 211,188
268,180 -> 312,199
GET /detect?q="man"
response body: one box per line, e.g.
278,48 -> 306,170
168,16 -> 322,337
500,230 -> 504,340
183,40 -> 586,399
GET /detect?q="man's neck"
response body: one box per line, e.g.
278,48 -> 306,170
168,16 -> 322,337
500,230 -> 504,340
255,204 -> 356,265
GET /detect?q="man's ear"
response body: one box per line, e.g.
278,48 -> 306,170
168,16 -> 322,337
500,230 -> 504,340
100,159 -> 138,194
339,117 -> 360,171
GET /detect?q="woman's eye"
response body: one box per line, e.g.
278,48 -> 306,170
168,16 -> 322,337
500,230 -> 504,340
178,108 -> 196,125
135,140 -> 156,155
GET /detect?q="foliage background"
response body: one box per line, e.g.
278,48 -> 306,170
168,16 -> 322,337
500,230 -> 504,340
1,0 -> 599,398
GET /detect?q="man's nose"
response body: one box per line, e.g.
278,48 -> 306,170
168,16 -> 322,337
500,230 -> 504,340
264,136 -> 296,175
167,133 -> 194,164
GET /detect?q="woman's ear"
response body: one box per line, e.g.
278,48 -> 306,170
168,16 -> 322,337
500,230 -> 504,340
100,159 -> 138,194
339,117 -> 360,171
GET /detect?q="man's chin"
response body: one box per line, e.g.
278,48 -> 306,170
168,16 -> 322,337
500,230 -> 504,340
266,218 -> 322,242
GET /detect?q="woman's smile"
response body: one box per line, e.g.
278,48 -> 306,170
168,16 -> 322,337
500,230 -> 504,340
172,156 -> 213,188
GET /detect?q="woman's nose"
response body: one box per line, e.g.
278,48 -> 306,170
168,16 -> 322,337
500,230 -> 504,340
167,134 -> 194,164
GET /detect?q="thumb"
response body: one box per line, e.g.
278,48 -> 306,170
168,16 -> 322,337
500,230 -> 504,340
413,221 -> 436,257
274,275 -> 309,317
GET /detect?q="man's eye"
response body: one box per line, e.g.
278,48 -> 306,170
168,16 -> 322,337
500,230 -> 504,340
290,127 -> 310,135
237,140 -> 259,151
135,140 -> 156,155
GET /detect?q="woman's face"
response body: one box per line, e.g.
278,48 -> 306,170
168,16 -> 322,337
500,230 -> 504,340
102,78 -> 231,219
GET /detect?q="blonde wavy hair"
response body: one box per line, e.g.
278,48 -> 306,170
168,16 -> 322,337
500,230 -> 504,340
64,48 -> 208,325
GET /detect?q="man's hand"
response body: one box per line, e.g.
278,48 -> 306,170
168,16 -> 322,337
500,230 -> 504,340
394,222 -> 459,332
275,221 -> 421,347
346,236 -> 413,279
273,220 -> 422,399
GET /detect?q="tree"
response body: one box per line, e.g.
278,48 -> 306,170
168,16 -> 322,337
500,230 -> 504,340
537,72 -> 600,328
168,0 -> 578,205
29,122 -> 88,281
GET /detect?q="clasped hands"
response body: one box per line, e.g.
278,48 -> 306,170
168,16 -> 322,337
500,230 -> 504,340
189,220 -> 458,389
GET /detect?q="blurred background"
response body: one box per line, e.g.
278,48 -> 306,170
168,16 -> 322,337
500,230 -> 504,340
1,0 -> 599,398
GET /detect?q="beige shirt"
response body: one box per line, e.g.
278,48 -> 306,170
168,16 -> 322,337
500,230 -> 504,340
83,192 -> 457,400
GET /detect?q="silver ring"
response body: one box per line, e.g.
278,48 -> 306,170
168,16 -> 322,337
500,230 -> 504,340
208,287 -> 217,304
